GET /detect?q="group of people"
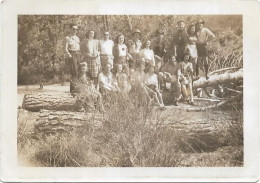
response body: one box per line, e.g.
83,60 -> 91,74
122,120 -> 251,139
65,19 -> 215,109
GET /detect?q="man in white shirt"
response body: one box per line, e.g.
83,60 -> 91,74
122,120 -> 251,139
99,31 -> 114,69
65,24 -> 81,93
196,19 -> 215,79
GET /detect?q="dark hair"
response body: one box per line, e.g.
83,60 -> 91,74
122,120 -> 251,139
86,30 -> 96,39
177,20 -> 185,25
70,23 -> 78,29
187,23 -> 196,36
115,34 -> 125,44
142,40 -> 151,49
137,61 -> 145,68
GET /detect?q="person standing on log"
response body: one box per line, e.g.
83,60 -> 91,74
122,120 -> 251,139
171,20 -> 189,63
127,29 -> 142,69
158,56 -> 182,106
113,34 -> 133,70
65,24 -> 81,93
81,30 -> 100,88
99,31 -> 114,70
186,23 -> 198,79
196,19 -> 215,80
154,30 -> 167,67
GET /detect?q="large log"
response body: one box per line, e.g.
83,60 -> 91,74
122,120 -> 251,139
22,92 -> 79,112
23,69 -> 243,112
34,110 -> 104,134
193,68 -> 243,89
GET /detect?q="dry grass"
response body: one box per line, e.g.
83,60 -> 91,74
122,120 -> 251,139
18,85 -> 243,167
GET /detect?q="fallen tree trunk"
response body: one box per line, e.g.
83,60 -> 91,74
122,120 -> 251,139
22,92 -> 79,112
23,69 -> 243,112
193,68 -> 243,89
35,110 -> 104,134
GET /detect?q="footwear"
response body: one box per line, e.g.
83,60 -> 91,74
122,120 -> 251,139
190,101 -> 195,106
173,101 -> 179,106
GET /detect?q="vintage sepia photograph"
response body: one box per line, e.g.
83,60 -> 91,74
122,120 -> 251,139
17,15 -> 244,167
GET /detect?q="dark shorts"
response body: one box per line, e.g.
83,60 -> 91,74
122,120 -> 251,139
197,43 -> 208,57
176,45 -> 186,63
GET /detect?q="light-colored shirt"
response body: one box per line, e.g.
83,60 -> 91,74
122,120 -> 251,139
131,70 -> 145,85
144,73 -> 159,89
118,44 -> 127,57
98,71 -> 117,91
140,48 -> 155,66
99,40 -> 114,55
66,35 -> 80,51
128,39 -> 142,54
197,28 -> 215,44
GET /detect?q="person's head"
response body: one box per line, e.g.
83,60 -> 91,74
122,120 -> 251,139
177,20 -> 185,31
133,29 -> 142,40
148,65 -> 155,74
183,53 -> 190,62
137,62 -> 145,71
70,24 -> 78,34
87,30 -> 95,39
80,62 -> 88,74
157,31 -> 164,41
117,34 -> 125,44
170,56 -> 177,65
116,64 -> 123,73
104,31 -> 110,40
196,19 -> 205,30
104,63 -> 112,73
144,40 -> 151,49
188,23 -> 196,35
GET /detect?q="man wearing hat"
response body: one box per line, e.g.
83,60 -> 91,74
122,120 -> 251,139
196,19 -> 215,79
171,20 -> 189,63
127,29 -> 142,68
65,24 -> 81,93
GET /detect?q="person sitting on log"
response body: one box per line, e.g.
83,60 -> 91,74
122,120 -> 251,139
140,40 -> 156,73
158,56 -> 182,106
74,62 -> 105,112
180,52 -> 195,105
144,65 -> 165,108
98,63 -> 119,94
115,64 -> 131,94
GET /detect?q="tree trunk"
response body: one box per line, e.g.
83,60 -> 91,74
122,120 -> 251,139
126,15 -> 133,32
22,92 -> 78,112
193,68 -> 243,89
35,110 -> 104,134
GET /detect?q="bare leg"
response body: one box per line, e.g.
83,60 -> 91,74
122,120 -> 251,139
181,84 -> 188,101
156,90 -> 164,106
188,83 -> 194,103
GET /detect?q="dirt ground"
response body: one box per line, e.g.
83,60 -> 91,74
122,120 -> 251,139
17,83 -> 243,167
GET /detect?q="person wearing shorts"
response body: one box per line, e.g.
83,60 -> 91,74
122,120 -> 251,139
196,19 -> 215,79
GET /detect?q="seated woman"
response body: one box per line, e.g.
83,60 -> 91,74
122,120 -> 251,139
144,65 -> 165,107
98,63 -> 119,94
115,64 -> 131,93
180,53 -> 195,105
75,62 -> 105,112
139,40 -> 156,72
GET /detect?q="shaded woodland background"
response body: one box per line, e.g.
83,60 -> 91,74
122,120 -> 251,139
18,15 -> 243,85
